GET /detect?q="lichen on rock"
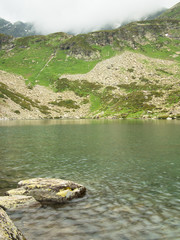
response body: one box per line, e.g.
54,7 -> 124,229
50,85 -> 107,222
6,178 -> 86,204
0,195 -> 40,210
0,207 -> 27,240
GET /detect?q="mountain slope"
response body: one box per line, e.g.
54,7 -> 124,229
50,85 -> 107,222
0,70 -> 90,119
0,18 -> 179,86
1,51 -> 180,120
144,9 -> 167,20
60,19 -> 180,59
0,2 -> 180,120
157,2 -> 180,20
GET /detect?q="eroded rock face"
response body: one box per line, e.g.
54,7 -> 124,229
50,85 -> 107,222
0,195 -> 40,210
7,178 -> 86,204
0,207 -> 26,240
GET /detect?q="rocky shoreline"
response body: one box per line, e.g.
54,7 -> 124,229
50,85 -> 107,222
0,178 -> 86,240
0,115 -> 180,121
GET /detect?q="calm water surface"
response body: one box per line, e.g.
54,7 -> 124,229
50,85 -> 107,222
0,119 -> 180,240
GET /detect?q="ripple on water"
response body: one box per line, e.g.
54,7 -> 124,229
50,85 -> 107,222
8,182 -> 180,240
1,120 -> 180,239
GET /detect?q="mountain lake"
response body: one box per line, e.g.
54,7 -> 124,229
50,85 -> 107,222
0,119 -> 180,240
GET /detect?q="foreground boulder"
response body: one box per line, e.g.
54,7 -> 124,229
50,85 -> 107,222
6,178 -> 86,204
0,207 -> 26,240
0,195 -> 40,210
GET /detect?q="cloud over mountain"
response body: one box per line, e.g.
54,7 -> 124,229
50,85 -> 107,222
0,0 -> 179,34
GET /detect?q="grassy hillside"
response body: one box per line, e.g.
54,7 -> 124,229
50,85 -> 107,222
58,51 -> 180,119
0,3 -> 180,120
0,19 -> 179,87
0,32 -> 118,86
158,2 -> 180,20
1,51 -> 180,120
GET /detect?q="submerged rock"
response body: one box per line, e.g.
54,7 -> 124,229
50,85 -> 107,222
0,195 -> 40,210
0,207 -> 26,240
7,178 -> 86,204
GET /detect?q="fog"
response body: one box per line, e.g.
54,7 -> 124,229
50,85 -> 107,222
0,0 -> 179,34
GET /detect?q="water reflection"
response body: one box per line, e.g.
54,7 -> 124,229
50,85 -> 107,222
0,119 -> 109,126
1,118 -> 180,127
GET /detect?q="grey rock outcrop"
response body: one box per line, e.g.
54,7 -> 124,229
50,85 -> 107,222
0,207 -> 26,240
0,178 -> 86,239
6,178 -> 86,204
0,195 -> 40,210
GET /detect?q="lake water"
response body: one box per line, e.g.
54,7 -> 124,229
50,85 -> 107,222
0,119 -> 180,240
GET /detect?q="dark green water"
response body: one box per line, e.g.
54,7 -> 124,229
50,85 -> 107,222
0,119 -> 180,240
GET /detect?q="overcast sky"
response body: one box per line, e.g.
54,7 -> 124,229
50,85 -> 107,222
0,0 -> 179,34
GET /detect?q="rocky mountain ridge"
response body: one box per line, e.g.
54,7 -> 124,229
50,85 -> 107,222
60,19 -> 180,59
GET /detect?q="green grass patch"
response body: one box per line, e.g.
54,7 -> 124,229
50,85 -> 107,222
49,99 -> 80,109
56,78 -> 102,97
90,94 -> 102,112
135,36 -> 180,62
93,45 -> 117,59
88,86 -> 157,117
14,110 -> 20,114
127,68 -> 134,73
166,90 -> 180,105
81,98 -> 89,104
156,68 -> 173,75
117,82 -> 164,92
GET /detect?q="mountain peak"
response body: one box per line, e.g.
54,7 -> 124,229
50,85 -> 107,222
0,18 -> 39,37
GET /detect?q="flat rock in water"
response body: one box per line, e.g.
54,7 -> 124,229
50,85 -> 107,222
0,207 -> 26,240
6,178 -> 86,204
0,195 -> 40,210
